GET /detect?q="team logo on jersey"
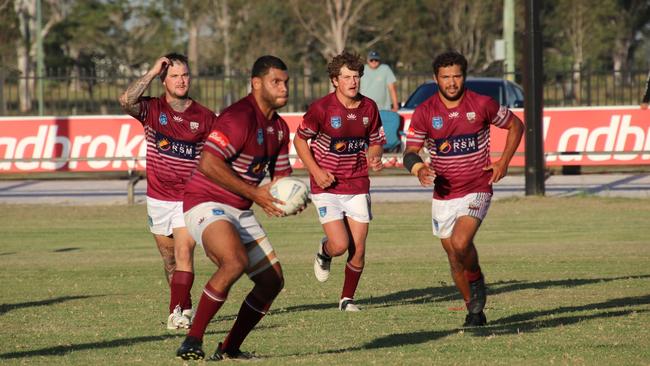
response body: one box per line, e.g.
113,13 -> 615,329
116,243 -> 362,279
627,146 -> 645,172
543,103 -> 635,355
363,116 -> 369,127
159,113 -> 168,125
266,126 -> 275,134
278,129 -> 284,142
190,121 -> 199,132
432,116 -> 443,130
331,116 -> 342,129
208,130 -> 230,150
433,134 -> 479,156
155,132 -> 196,159
257,128 -> 264,145
173,115 -> 184,123
158,138 -> 171,151
466,112 -> 476,122
449,111 -> 460,119
347,113 -> 357,120
318,207 -> 327,217
330,136 -> 367,154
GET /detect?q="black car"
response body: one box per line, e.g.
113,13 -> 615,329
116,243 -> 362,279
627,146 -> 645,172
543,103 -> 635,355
400,77 -> 524,110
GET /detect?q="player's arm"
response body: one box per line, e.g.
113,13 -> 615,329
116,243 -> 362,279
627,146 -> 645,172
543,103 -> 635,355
119,56 -> 170,118
293,135 -> 336,189
198,152 -> 284,217
367,144 -> 384,172
483,114 -> 524,184
403,146 -> 435,187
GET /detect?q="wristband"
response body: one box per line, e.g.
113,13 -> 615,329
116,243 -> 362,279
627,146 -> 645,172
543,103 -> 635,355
403,152 -> 424,175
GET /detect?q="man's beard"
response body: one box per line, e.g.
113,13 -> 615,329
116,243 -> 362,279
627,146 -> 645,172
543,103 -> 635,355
440,86 -> 464,102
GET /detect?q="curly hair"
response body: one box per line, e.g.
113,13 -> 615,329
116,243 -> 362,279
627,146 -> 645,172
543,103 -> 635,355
327,51 -> 364,82
432,51 -> 467,77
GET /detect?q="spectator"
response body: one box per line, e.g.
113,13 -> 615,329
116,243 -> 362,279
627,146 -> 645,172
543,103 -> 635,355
360,50 -> 399,112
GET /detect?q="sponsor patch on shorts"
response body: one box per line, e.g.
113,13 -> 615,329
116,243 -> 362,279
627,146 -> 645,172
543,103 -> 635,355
318,207 -> 327,217
212,209 -> 225,216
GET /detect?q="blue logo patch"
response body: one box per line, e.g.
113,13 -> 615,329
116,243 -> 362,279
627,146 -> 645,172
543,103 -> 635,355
159,113 -> 168,125
330,116 -> 342,129
432,116 -> 443,130
212,209 -> 225,216
318,207 -> 327,217
257,128 -> 264,145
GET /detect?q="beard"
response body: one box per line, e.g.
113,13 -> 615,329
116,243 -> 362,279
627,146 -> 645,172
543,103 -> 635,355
439,85 -> 465,102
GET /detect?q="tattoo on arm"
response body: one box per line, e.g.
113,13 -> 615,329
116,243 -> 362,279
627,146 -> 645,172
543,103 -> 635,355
119,74 -> 156,117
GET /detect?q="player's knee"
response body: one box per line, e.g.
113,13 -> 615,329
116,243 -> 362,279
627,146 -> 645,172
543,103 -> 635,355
327,238 -> 349,256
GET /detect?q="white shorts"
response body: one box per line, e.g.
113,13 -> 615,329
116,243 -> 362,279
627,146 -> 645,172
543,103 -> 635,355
146,196 -> 186,236
184,202 -> 277,277
311,193 -> 372,224
431,192 -> 492,239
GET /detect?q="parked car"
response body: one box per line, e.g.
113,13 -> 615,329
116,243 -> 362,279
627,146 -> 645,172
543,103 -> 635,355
400,77 -> 524,110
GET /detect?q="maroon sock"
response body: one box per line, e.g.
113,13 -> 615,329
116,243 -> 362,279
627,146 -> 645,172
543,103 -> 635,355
341,262 -> 363,300
464,267 -> 483,283
187,283 -> 227,341
169,270 -> 194,313
221,293 -> 270,352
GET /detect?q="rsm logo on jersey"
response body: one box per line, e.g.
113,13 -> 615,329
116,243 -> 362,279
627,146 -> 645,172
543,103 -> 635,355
433,133 -> 479,156
329,136 -> 368,155
155,131 -> 197,159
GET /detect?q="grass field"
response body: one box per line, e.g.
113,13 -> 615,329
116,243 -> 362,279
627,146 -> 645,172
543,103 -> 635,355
1,197 -> 649,365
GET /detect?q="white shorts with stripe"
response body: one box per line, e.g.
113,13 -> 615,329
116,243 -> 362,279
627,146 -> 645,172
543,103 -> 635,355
146,196 -> 185,236
311,193 -> 372,224
184,202 -> 279,277
431,192 -> 492,239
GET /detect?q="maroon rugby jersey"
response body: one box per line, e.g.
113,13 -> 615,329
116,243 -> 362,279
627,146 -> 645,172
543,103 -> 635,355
136,96 -> 216,201
297,93 -> 385,194
405,89 -> 513,200
183,94 -> 292,211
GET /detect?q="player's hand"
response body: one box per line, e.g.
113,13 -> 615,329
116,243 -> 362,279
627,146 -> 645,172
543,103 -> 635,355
416,164 -> 436,187
150,56 -> 171,77
253,180 -> 285,217
368,156 -> 384,172
483,160 -> 508,184
313,168 -> 336,189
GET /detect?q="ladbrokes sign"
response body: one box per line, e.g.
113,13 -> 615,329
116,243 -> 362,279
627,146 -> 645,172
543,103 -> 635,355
1,107 -> 649,173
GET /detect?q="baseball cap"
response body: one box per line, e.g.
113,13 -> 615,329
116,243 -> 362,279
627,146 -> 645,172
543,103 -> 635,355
368,51 -> 380,61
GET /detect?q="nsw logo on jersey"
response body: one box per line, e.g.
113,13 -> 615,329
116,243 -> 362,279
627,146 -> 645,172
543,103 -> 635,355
155,131 -> 197,159
257,128 -> 264,145
329,136 -> 368,155
432,116 -> 443,130
433,133 -> 479,156
330,116 -> 342,129
159,113 -> 168,126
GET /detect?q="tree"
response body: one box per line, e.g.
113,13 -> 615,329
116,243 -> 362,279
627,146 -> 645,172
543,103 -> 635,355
13,0 -> 71,112
607,0 -> 650,83
290,0 -> 391,61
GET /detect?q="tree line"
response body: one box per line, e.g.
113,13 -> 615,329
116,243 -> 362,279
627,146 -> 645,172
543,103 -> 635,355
1,0 -> 649,112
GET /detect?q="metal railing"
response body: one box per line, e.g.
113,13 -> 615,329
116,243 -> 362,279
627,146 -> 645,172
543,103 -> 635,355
1,67 -> 648,116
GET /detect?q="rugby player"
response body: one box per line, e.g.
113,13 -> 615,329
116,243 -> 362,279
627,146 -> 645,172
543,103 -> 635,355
403,51 -> 523,326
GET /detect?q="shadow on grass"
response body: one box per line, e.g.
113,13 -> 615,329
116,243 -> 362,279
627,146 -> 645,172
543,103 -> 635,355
52,247 -> 81,253
0,295 -> 104,316
275,274 -> 650,315
307,294 -> 650,355
0,325 -> 276,359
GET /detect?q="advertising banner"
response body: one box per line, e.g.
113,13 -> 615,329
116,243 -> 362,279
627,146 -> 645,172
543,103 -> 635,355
1,107 -> 649,173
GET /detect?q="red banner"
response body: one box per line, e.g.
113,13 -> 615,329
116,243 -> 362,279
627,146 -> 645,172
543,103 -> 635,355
1,107 -> 649,173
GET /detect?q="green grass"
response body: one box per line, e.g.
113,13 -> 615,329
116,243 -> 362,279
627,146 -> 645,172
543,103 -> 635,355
0,197 -> 649,365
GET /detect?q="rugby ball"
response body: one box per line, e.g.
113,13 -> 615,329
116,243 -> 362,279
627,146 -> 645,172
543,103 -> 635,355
270,177 -> 310,216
